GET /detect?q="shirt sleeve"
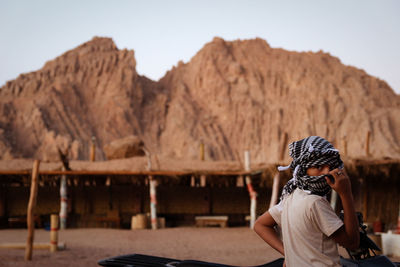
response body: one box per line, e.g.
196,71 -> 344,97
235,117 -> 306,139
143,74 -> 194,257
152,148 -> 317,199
268,201 -> 283,226
310,198 -> 343,237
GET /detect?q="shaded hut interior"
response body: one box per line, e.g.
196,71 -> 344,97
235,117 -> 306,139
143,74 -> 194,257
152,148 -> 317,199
0,159 -> 399,231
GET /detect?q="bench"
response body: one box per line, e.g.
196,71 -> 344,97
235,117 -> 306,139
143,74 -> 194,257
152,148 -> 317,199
195,216 -> 228,228
8,215 -> 42,228
96,210 -> 121,228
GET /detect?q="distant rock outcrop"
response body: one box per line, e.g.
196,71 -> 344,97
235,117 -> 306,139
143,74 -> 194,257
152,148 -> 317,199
0,36 -> 399,162
103,135 -> 145,160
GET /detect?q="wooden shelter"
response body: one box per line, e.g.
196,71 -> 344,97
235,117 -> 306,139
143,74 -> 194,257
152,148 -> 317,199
0,157 -> 399,230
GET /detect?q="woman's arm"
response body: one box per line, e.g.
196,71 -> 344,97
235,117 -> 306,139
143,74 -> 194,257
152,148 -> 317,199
326,168 -> 360,250
254,211 -> 285,256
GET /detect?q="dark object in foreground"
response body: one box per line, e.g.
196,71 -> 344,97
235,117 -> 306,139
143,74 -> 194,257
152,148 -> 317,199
98,212 -> 398,267
98,254 -> 284,267
97,253 -> 398,267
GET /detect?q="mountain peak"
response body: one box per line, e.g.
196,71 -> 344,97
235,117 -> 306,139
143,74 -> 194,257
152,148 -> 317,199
0,36 -> 399,161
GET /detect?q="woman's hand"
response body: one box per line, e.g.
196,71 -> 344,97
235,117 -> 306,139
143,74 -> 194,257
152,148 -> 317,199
325,168 -> 352,197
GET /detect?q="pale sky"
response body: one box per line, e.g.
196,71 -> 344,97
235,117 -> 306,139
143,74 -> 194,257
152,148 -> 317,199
1,0 -> 399,93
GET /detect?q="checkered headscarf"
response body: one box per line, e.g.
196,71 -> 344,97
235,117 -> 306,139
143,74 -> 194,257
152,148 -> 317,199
278,136 -> 343,200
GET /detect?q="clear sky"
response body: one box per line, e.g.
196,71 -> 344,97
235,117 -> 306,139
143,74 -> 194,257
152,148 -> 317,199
1,0 -> 399,93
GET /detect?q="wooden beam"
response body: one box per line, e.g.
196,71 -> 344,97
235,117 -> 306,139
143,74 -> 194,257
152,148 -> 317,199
0,170 -> 261,176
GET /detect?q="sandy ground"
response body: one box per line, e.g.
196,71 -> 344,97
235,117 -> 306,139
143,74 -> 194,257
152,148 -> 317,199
1,227 -> 282,267
0,227 -> 398,267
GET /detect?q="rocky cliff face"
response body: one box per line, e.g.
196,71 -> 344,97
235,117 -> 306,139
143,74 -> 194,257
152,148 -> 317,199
0,37 -> 167,161
159,37 -> 400,162
0,37 -> 399,163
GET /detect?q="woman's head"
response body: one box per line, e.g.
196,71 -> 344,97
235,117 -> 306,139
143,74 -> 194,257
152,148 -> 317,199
279,136 -> 343,198
288,135 -> 343,177
306,164 -> 331,176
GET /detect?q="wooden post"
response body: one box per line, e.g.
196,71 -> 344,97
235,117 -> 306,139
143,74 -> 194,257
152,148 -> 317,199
342,136 -> 348,156
190,175 -> 196,187
50,214 -> 59,252
244,151 -> 257,229
279,132 -> 288,163
362,179 -> 368,221
269,132 -> 287,209
200,142 -> 205,161
200,175 -> 206,187
59,167 -> 67,230
236,175 -> 244,187
246,176 -> 257,229
149,176 -> 157,230
269,173 -> 280,209
143,147 -> 152,170
365,131 -> 370,156
144,148 -> 157,229
25,160 -> 40,261
244,151 -> 251,172
90,136 -> 96,162
0,186 -> 5,218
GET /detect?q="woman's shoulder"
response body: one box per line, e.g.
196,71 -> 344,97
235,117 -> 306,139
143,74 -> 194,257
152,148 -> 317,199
293,189 -> 330,207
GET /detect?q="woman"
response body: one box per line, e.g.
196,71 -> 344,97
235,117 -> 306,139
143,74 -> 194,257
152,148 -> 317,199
254,136 -> 359,267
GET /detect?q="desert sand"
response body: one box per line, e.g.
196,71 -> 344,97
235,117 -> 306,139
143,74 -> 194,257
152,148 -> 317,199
0,227 -> 283,267
1,227 -> 399,266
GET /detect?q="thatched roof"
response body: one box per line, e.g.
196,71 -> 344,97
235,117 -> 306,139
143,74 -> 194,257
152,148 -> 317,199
0,156 -> 398,182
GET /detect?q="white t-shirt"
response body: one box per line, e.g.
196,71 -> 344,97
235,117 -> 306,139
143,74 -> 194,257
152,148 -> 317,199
269,188 -> 343,267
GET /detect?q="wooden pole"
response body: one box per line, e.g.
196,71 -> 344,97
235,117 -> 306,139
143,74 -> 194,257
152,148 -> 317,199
365,131 -> 370,157
0,185 -> 5,218
342,136 -> 348,156
143,147 -> 152,170
362,179 -> 368,221
269,132 -> 287,209
236,175 -> 244,187
59,167 -> 67,229
244,151 -> 257,229
246,176 -> 257,229
25,160 -> 40,261
57,147 -> 70,229
199,142 -> 205,161
244,151 -> 251,172
149,176 -> 157,230
90,136 -> 96,162
279,132 -> 288,163
200,175 -> 206,187
144,148 -> 157,229
50,214 -> 59,252
269,173 -> 280,209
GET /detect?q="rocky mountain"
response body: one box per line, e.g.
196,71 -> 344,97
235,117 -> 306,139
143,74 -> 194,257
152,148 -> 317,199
0,37 -> 399,163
